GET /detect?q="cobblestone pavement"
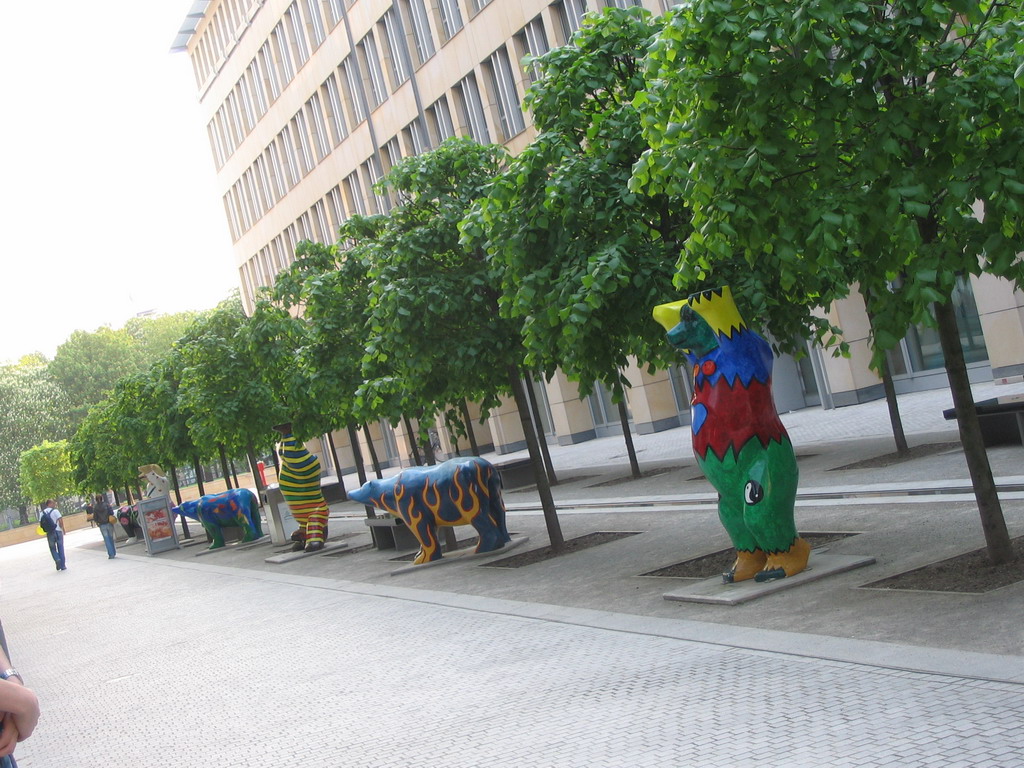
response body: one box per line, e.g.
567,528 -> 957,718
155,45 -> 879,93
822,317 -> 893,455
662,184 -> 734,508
3,539 -> 1023,768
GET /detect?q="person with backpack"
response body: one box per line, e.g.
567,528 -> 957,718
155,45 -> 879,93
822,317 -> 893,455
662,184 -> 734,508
92,494 -> 116,559
39,500 -> 66,571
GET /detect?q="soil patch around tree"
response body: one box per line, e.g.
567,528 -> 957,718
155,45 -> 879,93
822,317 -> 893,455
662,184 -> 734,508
830,442 -> 961,471
863,536 -> 1024,593
586,466 -> 689,488
480,531 -> 641,568
641,532 -> 857,578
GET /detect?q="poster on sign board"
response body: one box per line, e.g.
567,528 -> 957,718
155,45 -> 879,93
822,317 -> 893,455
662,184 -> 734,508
137,496 -> 180,555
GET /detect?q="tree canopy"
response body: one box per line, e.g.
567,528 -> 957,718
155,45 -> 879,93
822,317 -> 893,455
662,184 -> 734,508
466,6 -> 683,397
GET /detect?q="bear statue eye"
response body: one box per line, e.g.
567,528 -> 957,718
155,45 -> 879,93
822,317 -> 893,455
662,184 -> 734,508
744,480 -> 764,505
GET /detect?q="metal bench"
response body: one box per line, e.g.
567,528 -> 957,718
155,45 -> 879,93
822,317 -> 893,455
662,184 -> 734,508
364,516 -> 420,551
943,393 -> 1024,446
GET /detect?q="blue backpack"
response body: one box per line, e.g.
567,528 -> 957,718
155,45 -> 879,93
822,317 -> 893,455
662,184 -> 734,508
39,509 -> 56,534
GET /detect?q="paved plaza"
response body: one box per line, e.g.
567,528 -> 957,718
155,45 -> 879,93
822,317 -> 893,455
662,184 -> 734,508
3,382 -> 1024,766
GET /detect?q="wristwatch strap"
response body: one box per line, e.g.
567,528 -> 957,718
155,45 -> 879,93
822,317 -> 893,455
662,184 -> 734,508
0,668 -> 21,682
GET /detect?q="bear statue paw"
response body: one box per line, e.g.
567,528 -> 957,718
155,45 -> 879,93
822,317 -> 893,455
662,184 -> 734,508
304,540 -> 324,553
754,537 -> 811,582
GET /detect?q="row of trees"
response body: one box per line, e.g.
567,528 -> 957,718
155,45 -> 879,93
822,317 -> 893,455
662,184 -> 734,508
7,4 -> 1024,566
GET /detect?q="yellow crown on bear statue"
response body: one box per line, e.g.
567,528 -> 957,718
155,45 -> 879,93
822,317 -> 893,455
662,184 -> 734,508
687,286 -> 746,339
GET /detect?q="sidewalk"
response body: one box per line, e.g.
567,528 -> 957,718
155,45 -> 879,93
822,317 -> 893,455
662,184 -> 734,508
5,382 -> 1024,767
94,381 -> 1024,667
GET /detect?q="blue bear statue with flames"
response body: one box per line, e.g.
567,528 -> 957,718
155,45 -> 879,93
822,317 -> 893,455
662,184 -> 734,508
349,456 -> 510,565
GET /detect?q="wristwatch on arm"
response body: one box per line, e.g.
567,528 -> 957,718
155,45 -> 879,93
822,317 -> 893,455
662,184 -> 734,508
0,668 -> 22,683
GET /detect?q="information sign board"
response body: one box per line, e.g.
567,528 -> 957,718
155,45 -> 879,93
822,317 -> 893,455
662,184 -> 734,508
137,496 -> 180,555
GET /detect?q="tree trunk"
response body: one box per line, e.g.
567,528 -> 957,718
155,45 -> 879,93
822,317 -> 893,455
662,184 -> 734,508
193,455 -> 207,497
348,423 -> 376,519
616,394 -> 642,479
526,376 -> 557,485
362,423 -> 383,478
326,431 -> 348,501
863,289 -> 909,455
508,366 -> 564,551
169,467 -> 183,505
169,467 -> 190,538
460,399 -> 480,455
935,299 -> 1014,564
217,445 -> 233,490
245,444 -> 265,497
879,356 -> 909,456
403,415 -> 422,466
422,429 -> 437,465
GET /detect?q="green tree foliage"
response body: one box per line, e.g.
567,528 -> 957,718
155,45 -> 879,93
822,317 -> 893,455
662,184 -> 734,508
19,440 -> 74,505
367,138 -> 519,417
368,138 -> 564,547
634,0 -> 1024,562
49,327 -> 142,428
68,400 -> 138,496
123,311 -> 200,362
466,6 -> 683,397
176,294 -> 283,457
248,238 -> 383,441
0,360 -> 71,509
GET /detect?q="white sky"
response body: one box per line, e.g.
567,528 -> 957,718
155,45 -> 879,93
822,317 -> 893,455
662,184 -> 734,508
0,1 -> 239,364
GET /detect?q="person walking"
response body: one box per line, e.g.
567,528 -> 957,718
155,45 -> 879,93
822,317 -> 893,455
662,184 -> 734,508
92,494 -> 116,559
39,500 -> 66,571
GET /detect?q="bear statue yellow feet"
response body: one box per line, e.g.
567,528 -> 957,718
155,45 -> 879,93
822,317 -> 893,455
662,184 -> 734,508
722,549 -> 768,583
755,537 -> 811,582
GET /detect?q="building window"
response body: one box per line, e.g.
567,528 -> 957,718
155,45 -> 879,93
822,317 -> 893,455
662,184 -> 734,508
320,73 -> 348,146
604,0 -> 639,7
246,61 -> 268,118
236,80 -> 256,134
277,127 -> 300,189
257,42 -> 282,101
470,0 -> 492,12
357,32 -> 389,108
483,46 -> 525,141
400,0 -> 435,66
207,120 -> 226,169
290,112 -> 316,176
305,93 -> 331,162
323,0 -> 345,27
309,201 -> 331,243
515,16 -> 549,82
340,58 -> 368,124
326,185 -> 347,235
436,0 -> 464,41
885,276 -> 989,375
381,136 -> 403,175
272,236 -> 290,271
363,155 -> 391,213
454,73 -> 490,143
554,0 -> 588,43
271,23 -> 296,83
343,171 -> 367,216
254,154 -> 274,210
425,95 -> 455,145
301,0 -> 326,48
380,8 -> 411,87
403,117 -> 429,154
265,143 -> 287,201
223,192 -> 241,242
285,3 -> 311,67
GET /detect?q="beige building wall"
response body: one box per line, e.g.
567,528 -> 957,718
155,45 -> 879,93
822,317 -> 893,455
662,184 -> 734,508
817,291 -> 884,406
972,273 -> 1024,382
